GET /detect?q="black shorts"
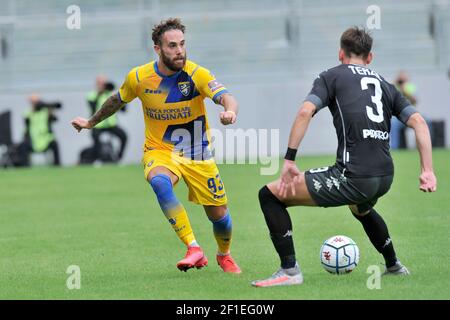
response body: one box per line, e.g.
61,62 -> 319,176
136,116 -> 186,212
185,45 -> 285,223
304,165 -> 393,212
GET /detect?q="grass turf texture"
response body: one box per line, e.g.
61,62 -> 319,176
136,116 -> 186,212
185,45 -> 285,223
0,149 -> 449,299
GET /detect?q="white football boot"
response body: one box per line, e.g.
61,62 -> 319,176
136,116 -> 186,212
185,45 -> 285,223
382,261 -> 410,276
251,263 -> 304,287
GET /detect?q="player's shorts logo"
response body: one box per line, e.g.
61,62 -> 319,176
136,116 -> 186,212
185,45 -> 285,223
178,82 -> 191,97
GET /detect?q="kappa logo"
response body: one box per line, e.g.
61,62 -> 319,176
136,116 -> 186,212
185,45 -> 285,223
178,82 -> 191,96
331,176 -> 340,190
382,237 -> 392,248
326,178 -> 333,191
283,230 -> 293,238
313,179 -> 322,192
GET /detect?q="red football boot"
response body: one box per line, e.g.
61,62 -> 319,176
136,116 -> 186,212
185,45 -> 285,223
176,247 -> 208,272
216,254 -> 241,274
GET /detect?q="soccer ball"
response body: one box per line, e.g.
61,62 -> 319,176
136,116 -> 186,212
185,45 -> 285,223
320,235 -> 359,274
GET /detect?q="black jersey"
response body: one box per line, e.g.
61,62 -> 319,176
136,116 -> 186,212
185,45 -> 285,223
305,64 -> 417,177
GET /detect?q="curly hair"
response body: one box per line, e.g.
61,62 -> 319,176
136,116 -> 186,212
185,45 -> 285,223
152,18 -> 186,46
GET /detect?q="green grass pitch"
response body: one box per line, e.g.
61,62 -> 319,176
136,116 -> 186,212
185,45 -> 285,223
0,150 -> 449,299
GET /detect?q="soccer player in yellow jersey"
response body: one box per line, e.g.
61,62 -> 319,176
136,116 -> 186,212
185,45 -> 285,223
71,18 -> 241,273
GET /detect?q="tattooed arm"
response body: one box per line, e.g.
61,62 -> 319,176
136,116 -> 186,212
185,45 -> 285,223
71,93 -> 125,132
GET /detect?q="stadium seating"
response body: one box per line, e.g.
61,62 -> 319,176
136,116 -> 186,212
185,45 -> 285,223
1,0 -> 449,90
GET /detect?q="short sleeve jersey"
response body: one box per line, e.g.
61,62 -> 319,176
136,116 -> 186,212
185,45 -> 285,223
305,64 -> 417,177
119,60 -> 229,159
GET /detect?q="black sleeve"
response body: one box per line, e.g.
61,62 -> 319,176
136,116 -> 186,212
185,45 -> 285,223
304,70 -> 334,113
392,87 -> 418,124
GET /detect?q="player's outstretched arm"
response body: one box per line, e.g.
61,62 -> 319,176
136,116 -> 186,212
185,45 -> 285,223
218,93 -> 238,125
286,101 -> 316,150
277,101 -> 316,197
71,93 -> 125,132
406,112 -> 437,192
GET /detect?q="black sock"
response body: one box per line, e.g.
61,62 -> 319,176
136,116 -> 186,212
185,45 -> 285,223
258,186 -> 296,269
353,208 -> 397,268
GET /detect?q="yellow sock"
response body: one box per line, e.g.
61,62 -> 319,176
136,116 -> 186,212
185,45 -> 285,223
149,174 -> 197,247
215,235 -> 231,255
166,204 -> 196,246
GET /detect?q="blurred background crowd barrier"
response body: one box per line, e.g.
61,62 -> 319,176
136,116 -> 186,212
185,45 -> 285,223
0,0 -> 449,166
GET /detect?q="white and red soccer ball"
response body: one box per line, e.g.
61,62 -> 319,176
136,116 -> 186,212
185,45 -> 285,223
320,235 -> 360,274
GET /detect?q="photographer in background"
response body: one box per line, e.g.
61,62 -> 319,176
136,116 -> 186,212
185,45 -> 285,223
16,94 -> 62,166
390,71 -> 433,149
86,75 -> 128,163
390,71 -> 418,149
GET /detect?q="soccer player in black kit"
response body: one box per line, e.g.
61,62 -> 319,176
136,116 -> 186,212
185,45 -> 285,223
252,27 -> 437,287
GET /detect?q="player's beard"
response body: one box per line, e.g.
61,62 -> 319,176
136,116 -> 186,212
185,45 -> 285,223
161,50 -> 186,72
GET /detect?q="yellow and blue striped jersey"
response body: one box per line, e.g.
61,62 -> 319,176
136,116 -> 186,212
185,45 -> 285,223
118,60 -> 228,160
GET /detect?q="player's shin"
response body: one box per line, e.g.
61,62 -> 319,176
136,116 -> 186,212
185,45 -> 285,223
150,174 -> 196,247
352,208 -> 397,268
209,210 -> 232,255
259,186 -> 297,269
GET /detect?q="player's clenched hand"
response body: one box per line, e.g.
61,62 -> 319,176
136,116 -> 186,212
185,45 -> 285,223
277,160 -> 301,198
220,111 -> 236,125
71,117 -> 93,132
419,171 -> 437,192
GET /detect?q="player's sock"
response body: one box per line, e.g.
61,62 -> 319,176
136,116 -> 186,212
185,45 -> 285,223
259,186 -> 297,269
209,210 -> 232,255
352,208 -> 397,268
150,174 -> 196,246
188,240 -> 200,248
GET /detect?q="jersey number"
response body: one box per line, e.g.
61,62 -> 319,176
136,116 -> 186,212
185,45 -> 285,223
207,174 -> 224,194
361,77 -> 383,123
